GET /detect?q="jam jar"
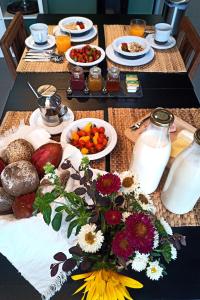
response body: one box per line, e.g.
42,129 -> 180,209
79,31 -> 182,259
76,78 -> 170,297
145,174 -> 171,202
106,67 -> 120,92
88,66 -> 103,92
70,66 -> 85,91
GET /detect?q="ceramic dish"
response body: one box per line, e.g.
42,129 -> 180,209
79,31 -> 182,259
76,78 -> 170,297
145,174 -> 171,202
60,118 -> 117,160
146,34 -> 176,50
58,16 -> 93,34
65,44 -> 105,67
25,35 -> 55,50
53,25 -> 97,43
112,36 -> 150,57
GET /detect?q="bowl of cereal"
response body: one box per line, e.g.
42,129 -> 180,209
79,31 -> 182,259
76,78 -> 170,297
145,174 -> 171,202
112,36 -> 150,57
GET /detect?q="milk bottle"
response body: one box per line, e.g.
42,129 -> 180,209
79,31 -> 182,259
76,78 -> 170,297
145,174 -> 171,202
129,108 -> 174,194
161,129 -> 200,214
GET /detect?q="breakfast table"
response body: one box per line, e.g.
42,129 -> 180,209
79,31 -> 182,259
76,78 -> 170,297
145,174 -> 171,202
0,13 -> 200,300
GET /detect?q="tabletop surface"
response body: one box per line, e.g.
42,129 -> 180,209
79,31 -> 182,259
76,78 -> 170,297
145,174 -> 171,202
0,13 -> 200,300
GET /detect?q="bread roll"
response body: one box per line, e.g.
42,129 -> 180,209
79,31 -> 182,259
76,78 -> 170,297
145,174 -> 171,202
1,160 -> 39,197
0,187 -> 14,214
5,139 -> 34,164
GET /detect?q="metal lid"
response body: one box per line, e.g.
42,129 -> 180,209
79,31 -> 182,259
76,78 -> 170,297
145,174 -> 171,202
37,85 -> 57,97
90,66 -> 101,77
166,0 -> 190,4
108,66 -> 120,78
194,129 -> 200,145
150,108 -> 174,127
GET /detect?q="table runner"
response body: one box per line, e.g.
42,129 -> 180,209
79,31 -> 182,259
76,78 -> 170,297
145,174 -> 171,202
17,25 -> 98,73
104,25 -> 186,73
0,110 -> 105,170
108,107 -> 200,227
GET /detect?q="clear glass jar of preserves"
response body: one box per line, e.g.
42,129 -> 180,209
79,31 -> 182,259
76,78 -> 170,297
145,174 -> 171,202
88,66 -> 103,92
129,108 -> 174,194
106,67 -> 120,92
70,66 -> 85,91
161,129 -> 200,214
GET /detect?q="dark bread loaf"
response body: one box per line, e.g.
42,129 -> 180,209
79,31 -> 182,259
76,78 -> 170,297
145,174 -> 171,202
0,187 -> 14,214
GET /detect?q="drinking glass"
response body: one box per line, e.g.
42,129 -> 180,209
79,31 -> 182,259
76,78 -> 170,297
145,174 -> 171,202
55,32 -> 71,54
129,19 -> 146,37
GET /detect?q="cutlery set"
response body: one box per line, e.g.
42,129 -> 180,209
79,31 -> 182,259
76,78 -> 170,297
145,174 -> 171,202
23,50 -> 64,63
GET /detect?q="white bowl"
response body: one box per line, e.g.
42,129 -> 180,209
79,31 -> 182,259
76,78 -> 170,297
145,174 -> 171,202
112,36 -> 150,57
60,118 -> 117,161
65,44 -> 105,67
58,16 -> 93,34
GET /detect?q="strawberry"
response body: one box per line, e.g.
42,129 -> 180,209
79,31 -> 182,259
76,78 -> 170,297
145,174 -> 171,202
31,143 -> 62,176
12,192 -> 35,219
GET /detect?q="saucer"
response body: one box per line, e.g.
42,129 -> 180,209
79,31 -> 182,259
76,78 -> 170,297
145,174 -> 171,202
25,35 -> 56,50
146,34 -> 176,50
106,44 -> 154,67
29,107 -> 74,135
53,25 -> 97,43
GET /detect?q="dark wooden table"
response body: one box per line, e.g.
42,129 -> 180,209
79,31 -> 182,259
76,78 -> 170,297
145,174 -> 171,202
0,14 -> 200,300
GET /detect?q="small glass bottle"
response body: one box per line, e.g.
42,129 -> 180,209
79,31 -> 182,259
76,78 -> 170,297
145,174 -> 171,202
129,108 -> 174,194
106,67 -> 120,92
161,129 -> 200,214
88,66 -> 103,92
70,66 -> 85,91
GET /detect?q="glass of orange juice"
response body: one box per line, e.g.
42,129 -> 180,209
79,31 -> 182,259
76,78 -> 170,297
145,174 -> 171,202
55,32 -> 71,54
129,19 -> 146,37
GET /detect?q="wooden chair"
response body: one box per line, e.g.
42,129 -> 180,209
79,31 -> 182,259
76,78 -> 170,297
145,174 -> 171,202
0,12 -> 27,79
177,16 -> 200,79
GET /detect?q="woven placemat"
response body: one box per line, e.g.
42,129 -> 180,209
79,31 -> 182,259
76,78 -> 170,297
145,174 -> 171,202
104,25 -> 186,73
0,110 -> 105,170
17,25 -> 98,73
108,107 -> 200,226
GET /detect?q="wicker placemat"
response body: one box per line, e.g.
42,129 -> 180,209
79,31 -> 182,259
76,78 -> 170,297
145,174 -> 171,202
108,107 -> 200,226
17,25 -> 98,73
104,25 -> 186,73
0,110 -> 105,170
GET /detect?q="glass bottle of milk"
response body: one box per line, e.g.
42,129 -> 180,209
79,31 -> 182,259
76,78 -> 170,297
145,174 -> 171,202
129,108 -> 174,194
161,129 -> 200,214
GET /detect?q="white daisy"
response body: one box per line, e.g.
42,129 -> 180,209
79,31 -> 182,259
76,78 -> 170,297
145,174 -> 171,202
170,244 -> 177,260
159,217 -> 173,235
153,230 -> 159,249
122,211 -> 132,222
136,193 -> 156,214
119,171 -> 139,194
146,260 -> 163,280
131,252 -> 149,272
77,224 -> 104,253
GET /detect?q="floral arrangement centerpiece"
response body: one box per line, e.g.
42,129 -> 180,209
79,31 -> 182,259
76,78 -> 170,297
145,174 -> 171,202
34,157 -> 186,300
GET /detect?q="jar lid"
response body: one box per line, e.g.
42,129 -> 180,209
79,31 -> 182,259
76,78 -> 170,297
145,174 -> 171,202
108,66 -> 120,78
150,108 -> 174,127
73,66 -> 83,74
194,129 -> 200,145
90,66 -> 101,76
37,85 -> 56,97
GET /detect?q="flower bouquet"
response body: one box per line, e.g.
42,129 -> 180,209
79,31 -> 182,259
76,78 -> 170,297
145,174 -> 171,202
34,157 -> 186,300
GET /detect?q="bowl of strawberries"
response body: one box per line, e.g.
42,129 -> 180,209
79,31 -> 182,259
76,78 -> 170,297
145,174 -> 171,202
65,44 -> 105,67
60,118 -> 117,160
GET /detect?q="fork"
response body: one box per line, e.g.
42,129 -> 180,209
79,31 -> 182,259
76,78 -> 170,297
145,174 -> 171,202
129,115 -> 150,130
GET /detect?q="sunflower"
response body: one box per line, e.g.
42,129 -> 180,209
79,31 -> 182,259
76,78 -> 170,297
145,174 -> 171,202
72,269 -> 143,300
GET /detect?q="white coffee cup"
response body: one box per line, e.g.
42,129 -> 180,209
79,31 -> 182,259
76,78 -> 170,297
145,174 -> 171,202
30,23 -> 48,45
154,23 -> 172,44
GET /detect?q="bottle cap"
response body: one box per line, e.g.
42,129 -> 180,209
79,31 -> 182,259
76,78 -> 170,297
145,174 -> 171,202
90,66 -> 101,78
194,129 -> 200,145
108,66 -> 120,78
150,108 -> 174,127
37,85 -> 56,97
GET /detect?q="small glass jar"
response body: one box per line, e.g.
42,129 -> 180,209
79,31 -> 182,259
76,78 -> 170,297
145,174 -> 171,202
88,66 -> 103,92
70,66 -> 85,91
106,67 -> 120,92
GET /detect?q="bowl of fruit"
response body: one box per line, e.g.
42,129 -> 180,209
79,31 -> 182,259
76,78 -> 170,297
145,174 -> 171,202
112,36 -> 150,57
60,118 -> 117,160
65,44 -> 105,67
58,16 -> 93,34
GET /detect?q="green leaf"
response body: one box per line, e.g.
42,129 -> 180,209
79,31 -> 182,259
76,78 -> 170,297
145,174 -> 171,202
75,225 -> 82,235
160,242 -> 172,264
44,163 -> 55,174
43,205 -> 52,225
67,219 -> 79,238
52,212 -> 62,231
55,205 -> 67,212
65,214 -> 76,222
155,220 -> 168,237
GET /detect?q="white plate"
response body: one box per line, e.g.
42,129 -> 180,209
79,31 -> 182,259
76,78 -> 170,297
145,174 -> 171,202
60,118 -> 117,161
59,16 -> 93,34
29,107 -> 74,135
106,44 -> 154,67
65,44 -> 105,67
53,25 -> 97,43
112,36 -> 150,57
25,35 -> 56,50
146,34 -> 176,50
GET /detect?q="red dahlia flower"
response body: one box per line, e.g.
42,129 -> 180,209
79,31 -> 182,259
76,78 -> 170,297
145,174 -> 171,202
105,210 -> 122,225
96,173 -> 121,195
112,231 -> 134,259
125,213 -> 155,254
